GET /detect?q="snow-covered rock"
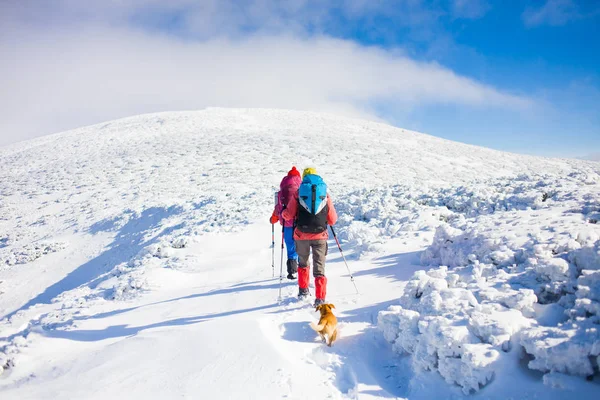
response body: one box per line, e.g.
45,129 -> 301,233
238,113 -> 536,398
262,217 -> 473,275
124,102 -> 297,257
379,170 -> 600,392
378,266 -> 534,393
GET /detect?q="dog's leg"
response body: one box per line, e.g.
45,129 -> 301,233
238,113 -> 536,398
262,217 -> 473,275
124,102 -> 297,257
320,333 -> 326,343
328,328 -> 338,347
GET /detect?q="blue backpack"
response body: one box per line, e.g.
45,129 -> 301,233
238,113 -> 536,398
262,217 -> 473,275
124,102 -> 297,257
296,174 -> 328,233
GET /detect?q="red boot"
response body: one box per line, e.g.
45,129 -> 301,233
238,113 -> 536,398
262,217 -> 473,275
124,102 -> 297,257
298,266 -> 310,297
315,276 -> 327,301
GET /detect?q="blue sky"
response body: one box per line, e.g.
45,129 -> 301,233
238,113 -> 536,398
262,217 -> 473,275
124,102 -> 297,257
330,0 -> 600,157
0,0 -> 598,158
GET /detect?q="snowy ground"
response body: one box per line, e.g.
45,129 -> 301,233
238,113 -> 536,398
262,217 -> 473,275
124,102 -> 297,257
1,108 -> 599,399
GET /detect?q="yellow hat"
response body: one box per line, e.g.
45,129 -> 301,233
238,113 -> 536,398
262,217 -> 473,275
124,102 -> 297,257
302,167 -> 317,178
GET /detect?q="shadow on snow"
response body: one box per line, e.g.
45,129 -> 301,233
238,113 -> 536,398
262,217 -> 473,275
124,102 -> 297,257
43,304 -> 278,342
353,251 -> 422,283
2,206 -> 185,321
12,277 -> 292,343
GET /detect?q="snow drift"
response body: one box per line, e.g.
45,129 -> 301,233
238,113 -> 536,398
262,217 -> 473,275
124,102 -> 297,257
378,172 -> 600,393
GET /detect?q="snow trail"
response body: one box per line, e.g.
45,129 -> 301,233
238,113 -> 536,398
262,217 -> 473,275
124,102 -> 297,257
1,223 -> 424,399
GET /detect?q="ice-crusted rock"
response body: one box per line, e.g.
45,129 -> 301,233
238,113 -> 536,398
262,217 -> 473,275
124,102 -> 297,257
520,321 -> 600,377
438,343 -> 499,394
378,306 -> 420,354
378,268 -> 509,393
378,302 -> 501,394
379,172 -> 600,392
542,371 -> 578,390
478,287 -> 537,318
468,306 -> 532,349
577,270 -> 600,303
569,240 -> 600,272
534,257 -> 573,282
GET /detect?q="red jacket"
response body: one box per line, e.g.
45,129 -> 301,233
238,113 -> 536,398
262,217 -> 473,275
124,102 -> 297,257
282,192 -> 338,240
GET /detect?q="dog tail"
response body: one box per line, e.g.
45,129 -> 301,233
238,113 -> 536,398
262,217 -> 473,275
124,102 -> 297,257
310,322 -> 325,332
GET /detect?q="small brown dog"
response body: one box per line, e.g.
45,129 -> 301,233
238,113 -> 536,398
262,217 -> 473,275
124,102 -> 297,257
310,303 -> 338,347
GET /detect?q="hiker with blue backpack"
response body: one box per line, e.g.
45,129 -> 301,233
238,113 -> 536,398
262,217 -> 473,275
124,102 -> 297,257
282,167 -> 338,307
270,166 -> 302,280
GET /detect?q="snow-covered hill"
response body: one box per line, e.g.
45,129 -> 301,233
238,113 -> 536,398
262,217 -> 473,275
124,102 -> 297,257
1,108 -> 599,399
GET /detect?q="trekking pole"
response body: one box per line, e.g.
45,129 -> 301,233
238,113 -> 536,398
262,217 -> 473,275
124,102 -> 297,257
278,220 -> 285,301
271,223 -> 275,278
272,191 -> 278,279
330,226 -> 359,294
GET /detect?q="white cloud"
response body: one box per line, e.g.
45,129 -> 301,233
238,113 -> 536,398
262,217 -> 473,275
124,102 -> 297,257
0,1 -> 531,146
522,0 -> 598,27
450,0 -> 490,20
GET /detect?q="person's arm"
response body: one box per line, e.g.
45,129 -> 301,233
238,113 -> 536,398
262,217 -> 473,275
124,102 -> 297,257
281,193 -> 298,222
326,194 -> 337,225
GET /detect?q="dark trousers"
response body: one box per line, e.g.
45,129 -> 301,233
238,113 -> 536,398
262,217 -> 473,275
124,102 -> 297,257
296,239 -> 328,277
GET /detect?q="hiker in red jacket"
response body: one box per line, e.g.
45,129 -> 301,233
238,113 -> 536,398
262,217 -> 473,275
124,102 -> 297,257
282,167 -> 337,306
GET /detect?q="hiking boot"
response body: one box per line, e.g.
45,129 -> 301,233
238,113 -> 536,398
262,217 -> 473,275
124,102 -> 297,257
298,287 -> 309,299
314,298 -> 325,307
286,259 -> 298,274
286,259 -> 298,280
